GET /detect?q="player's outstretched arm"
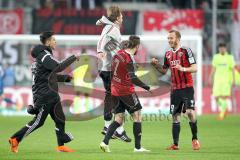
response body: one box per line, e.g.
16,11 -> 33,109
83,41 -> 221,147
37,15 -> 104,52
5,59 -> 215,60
57,74 -> 72,82
151,58 -> 168,74
38,51 -> 77,73
53,55 -> 77,72
127,63 -> 150,91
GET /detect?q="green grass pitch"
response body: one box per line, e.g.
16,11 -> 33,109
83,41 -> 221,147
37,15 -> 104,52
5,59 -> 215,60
0,115 -> 239,160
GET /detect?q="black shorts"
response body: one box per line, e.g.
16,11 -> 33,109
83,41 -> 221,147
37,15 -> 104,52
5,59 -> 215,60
99,71 -> 112,94
112,93 -> 142,114
170,87 -> 195,115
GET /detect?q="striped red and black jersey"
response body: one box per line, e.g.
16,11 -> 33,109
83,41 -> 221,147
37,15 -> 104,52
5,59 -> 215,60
111,49 -> 135,96
163,47 -> 196,90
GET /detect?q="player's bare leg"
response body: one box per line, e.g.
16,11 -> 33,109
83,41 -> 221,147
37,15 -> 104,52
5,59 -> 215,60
167,113 -> 181,150
186,109 -> 200,150
132,110 -> 150,152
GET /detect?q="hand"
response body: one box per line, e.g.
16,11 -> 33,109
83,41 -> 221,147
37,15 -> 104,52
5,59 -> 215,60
97,52 -> 106,60
175,64 -> 184,71
76,55 -> 80,61
151,58 -> 158,65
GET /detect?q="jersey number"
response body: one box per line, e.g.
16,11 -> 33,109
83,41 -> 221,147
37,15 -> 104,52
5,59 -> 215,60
113,58 -> 120,76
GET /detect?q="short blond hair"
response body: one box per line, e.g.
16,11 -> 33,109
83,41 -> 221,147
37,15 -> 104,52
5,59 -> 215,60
169,30 -> 181,39
107,6 -> 122,23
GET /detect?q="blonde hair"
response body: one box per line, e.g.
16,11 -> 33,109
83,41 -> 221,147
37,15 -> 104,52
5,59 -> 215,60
107,6 -> 122,22
169,30 -> 181,39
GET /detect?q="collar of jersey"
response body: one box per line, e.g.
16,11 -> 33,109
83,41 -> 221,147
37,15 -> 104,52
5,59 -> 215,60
124,50 -> 135,63
171,46 -> 181,53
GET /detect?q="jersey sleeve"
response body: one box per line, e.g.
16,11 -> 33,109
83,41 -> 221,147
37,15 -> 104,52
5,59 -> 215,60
107,27 -> 121,43
97,34 -> 108,53
37,50 -> 76,72
37,50 -> 59,70
163,56 -> 169,69
57,74 -> 72,82
212,55 -> 217,68
163,52 -> 169,69
185,48 -> 196,65
97,26 -> 121,55
229,55 -> 235,69
126,58 -> 150,91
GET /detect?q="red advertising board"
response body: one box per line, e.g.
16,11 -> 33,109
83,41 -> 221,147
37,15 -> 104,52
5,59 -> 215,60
143,10 -> 204,33
32,8 -> 138,35
0,9 -> 23,34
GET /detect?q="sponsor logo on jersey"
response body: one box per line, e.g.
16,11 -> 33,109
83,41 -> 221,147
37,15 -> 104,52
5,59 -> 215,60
170,60 -> 180,66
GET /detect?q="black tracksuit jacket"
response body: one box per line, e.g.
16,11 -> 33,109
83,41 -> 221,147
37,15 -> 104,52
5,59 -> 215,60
31,45 -> 76,104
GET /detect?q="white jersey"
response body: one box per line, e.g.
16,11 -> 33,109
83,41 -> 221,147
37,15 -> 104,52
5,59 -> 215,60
96,16 -> 121,71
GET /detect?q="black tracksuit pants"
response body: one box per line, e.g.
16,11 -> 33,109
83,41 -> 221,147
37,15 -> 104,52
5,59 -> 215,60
11,98 -> 68,146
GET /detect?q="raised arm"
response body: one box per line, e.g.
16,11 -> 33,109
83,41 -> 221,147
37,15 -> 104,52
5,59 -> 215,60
151,58 -> 168,74
57,74 -> 72,82
38,50 -> 77,73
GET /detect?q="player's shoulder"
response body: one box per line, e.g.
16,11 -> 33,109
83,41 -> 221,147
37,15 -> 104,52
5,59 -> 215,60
181,46 -> 192,52
181,46 -> 190,50
115,49 -> 127,59
101,24 -> 115,35
164,48 -> 172,55
31,45 -> 51,59
165,47 -> 172,52
213,54 -> 219,59
117,49 -> 125,55
227,53 -> 234,58
104,24 -> 119,34
181,46 -> 194,56
114,50 -> 132,64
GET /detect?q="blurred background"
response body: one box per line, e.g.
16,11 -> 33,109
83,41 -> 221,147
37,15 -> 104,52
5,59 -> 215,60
0,0 -> 239,117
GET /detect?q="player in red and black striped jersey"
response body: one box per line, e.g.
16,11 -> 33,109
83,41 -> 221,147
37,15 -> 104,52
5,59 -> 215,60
162,46 -> 196,90
151,30 -> 200,150
100,36 -> 150,153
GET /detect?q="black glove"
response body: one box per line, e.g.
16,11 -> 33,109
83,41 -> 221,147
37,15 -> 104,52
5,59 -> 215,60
27,105 -> 39,115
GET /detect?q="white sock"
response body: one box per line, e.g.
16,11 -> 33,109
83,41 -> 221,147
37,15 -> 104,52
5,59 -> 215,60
116,125 -> 124,134
104,121 -> 111,128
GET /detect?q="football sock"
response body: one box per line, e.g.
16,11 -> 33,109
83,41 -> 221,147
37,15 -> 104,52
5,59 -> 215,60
103,121 -> 120,145
133,122 -> 142,149
116,125 -> 124,134
104,120 -> 111,128
217,98 -> 228,118
189,121 -> 198,140
172,122 -> 180,146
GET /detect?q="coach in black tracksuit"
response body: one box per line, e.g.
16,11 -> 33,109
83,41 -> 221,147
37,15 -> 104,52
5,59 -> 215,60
10,31 -> 78,151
